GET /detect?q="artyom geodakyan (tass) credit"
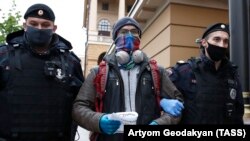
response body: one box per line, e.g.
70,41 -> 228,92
124,125 -> 250,140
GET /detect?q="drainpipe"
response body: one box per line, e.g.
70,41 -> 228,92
229,0 -> 250,121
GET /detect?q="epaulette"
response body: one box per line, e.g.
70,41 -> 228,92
176,60 -> 186,64
230,62 -> 238,69
0,43 -> 7,47
69,51 -> 81,62
187,56 -> 201,62
0,44 -> 8,53
173,59 -> 191,74
175,60 -> 188,68
1,43 -> 22,50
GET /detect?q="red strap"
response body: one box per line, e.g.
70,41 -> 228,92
149,60 -> 161,109
93,61 -> 107,112
92,61 -> 109,140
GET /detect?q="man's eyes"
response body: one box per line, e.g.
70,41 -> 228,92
213,37 -> 228,43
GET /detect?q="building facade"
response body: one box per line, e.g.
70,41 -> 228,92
129,0 -> 228,67
83,0 -> 249,123
83,0 -> 135,76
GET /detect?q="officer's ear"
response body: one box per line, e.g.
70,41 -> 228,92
23,22 -> 27,31
52,25 -> 57,33
201,39 -> 208,48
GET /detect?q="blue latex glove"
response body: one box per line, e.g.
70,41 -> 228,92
99,114 -> 121,135
149,121 -> 158,125
160,98 -> 184,117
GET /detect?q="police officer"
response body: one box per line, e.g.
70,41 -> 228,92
0,3 -> 84,141
160,23 -> 244,124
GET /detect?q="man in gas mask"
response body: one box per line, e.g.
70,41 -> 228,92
161,23 -> 244,124
72,17 -> 184,141
0,3 -> 84,141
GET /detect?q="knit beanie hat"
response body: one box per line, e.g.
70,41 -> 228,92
112,17 -> 141,40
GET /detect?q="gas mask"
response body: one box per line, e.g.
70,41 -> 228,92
115,50 -> 144,65
115,33 -> 143,65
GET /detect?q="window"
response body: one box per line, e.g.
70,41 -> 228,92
102,3 -> 109,10
98,19 -> 111,36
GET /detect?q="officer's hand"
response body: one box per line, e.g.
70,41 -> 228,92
160,98 -> 184,117
149,121 -> 158,125
99,114 -> 121,135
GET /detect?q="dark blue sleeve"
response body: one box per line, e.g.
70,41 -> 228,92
167,64 -> 186,94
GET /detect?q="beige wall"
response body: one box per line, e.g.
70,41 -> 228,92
141,3 -> 228,68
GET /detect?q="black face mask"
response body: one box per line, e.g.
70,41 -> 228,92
25,26 -> 53,47
206,42 -> 227,61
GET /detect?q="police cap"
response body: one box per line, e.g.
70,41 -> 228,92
202,23 -> 229,39
24,3 -> 55,22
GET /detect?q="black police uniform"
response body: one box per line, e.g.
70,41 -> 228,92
0,3 -> 84,141
0,29 -> 84,140
168,54 -> 244,124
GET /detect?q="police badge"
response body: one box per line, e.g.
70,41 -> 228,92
230,88 -> 237,100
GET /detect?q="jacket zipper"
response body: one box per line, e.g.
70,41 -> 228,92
128,70 -> 132,111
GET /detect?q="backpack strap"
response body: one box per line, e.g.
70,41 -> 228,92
149,59 -> 161,109
93,60 -> 108,112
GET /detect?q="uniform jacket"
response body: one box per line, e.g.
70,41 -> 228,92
168,54 -> 244,124
72,52 -> 183,141
0,30 -> 84,140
